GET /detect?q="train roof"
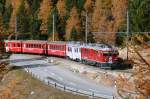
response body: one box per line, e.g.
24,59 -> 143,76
82,43 -> 117,51
23,40 -> 47,44
5,40 -> 22,43
47,41 -> 66,45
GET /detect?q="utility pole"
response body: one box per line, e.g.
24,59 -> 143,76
85,12 -> 88,44
53,14 -> 55,41
15,16 -> 17,40
15,16 -> 17,33
126,11 -> 129,60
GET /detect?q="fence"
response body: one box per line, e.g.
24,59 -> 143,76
24,68 -> 114,99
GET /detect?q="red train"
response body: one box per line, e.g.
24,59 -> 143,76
5,40 -> 119,69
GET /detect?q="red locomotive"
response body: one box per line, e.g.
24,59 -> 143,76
5,40 -> 119,69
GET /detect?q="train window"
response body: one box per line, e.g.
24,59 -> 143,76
57,46 -> 59,50
75,48 -> 77,53
103,52 -> 111,56
56,46 -> 57,50
14,43 -> 15,47
53,45 -> 55,50
51,45 -> 52,49
18,43 -> 21,47
53,45 -> 54,49
30,44 -> 32,48
59,46 -> 61,50
56,45 -> 57,50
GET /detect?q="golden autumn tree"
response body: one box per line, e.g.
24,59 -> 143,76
56,0 -> 66,18
91,0 -> 115,44
9,0 -> 29,32
38,0 -> 53,34
111,0 -> 128,32
84,0 -> 94,13
65,6 -> 81,41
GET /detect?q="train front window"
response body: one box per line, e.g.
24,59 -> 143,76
103,51 -> 119,56
103,51 -> 114,56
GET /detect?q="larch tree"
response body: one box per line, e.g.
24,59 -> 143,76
38,0 -> 53,34
111,0 -> 128,46
65,6 -> 81,41
91,0 -> 115,44
56,0 -> 66,17
56,0 -> 66,40
9,0 -> 21,32
84,0 -> 95,13
111,0 -> 128,32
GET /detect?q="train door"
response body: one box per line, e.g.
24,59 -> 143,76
66,45 -> 73,59
5,41 -> 9,52
75,47 -> 81,61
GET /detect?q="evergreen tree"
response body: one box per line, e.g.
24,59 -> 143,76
2,3 -> 13,29
47,12 -> 53,35
76,0 -> 85,12
70,27 -> 77,41
129,0 -> 150,32
65,0 -> 74,12
26,0 -> 42,15
26,0 -> 42,39
30,13 -> 42,39
51,0 -> 58,7
17,0 -> 30,33
0,0 -> 5,15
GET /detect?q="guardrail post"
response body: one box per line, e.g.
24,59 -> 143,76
64,86 -> 66,91
48,81 -> 49,85
55,83 -> 56,88
92,92 -> 94,97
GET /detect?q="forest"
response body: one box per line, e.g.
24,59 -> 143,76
0,0 -> 150,45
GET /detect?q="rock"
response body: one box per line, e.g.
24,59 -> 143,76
30,91 -> 34,95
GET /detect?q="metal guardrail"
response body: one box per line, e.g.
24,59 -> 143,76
24,68 -> 114,99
